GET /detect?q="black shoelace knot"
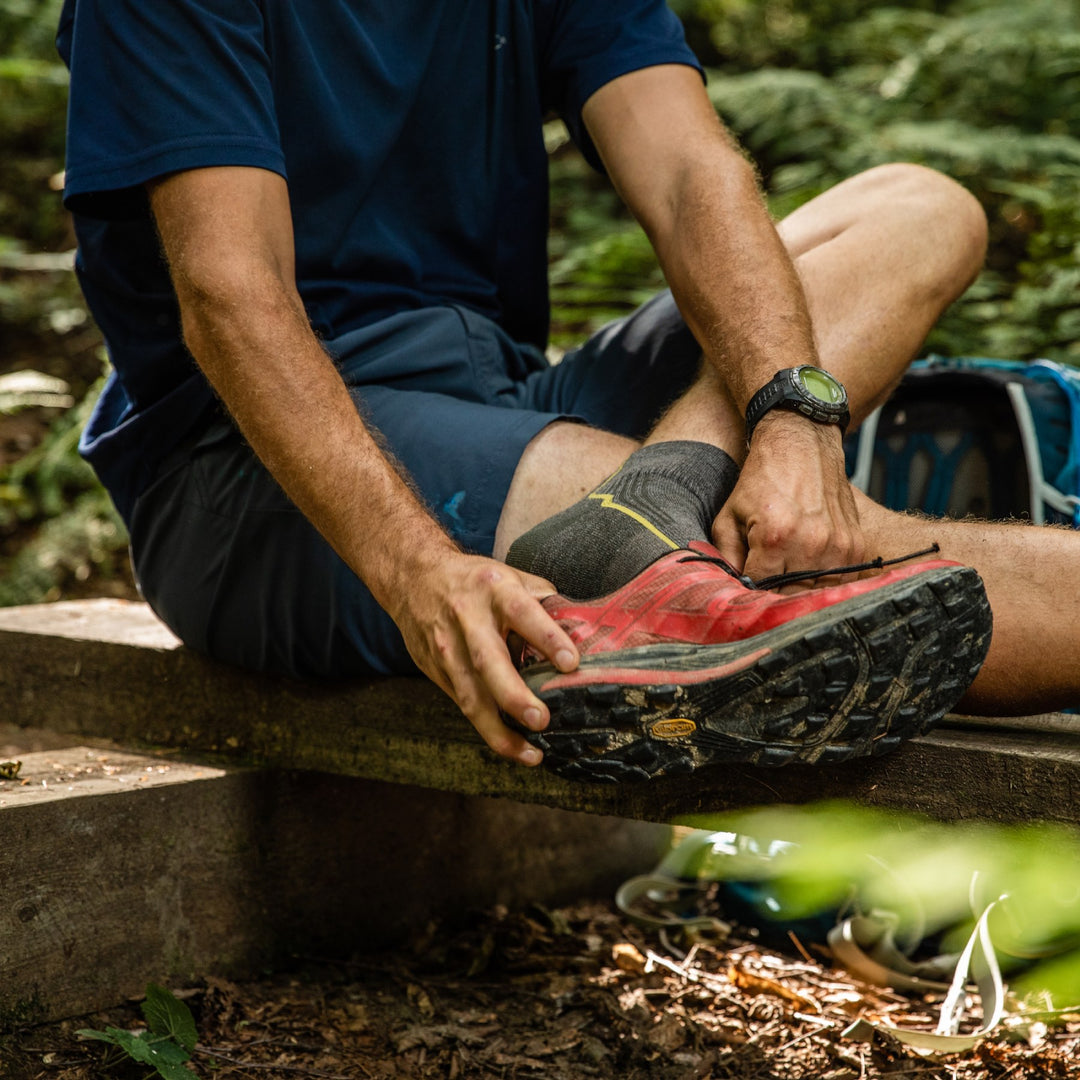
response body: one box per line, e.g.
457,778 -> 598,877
677,543 -> 942,592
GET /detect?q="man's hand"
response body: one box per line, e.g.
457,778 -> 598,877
391,551 -> 579,766
712,413 -> 865,585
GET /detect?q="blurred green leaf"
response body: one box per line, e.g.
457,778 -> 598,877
680,802 -> 1080,1003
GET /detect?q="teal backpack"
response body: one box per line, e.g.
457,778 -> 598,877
845,356 -> 1080,528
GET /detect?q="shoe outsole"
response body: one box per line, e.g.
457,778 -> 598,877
510,565 -> 992,783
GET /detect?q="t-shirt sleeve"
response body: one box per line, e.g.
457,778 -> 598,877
538,0 -> 704,171
60,0 -> 283,219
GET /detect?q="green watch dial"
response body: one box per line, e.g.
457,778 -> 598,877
744,365 -> 850,444
797,366 -> 845,405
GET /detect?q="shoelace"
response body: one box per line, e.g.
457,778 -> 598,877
677,543 -> 942,592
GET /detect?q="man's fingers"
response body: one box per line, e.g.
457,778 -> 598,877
715,488 -> 868,588
501,575 -> 579,673
468,697 -> 544,766
440,625 -> 545,766
711,509 -> 749,573
402,555 -> 585,769
735,510 -> 794,584
741,543 -> 787,586
451,571 -> 572,762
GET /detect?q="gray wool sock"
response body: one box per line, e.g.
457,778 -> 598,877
506,440 -> 738,600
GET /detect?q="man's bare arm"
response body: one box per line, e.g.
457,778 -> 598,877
582,65 -> 864,581
148,166 -> 578,761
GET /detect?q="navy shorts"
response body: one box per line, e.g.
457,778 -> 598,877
129,292 -> 702,678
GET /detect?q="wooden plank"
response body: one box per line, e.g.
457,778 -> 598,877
2,599 -> 1078,825
0,598 -> 179,649
0,747 -> 269,1027
0,746 -> 666,1025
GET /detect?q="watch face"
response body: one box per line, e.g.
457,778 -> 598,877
797,366 -> 845,405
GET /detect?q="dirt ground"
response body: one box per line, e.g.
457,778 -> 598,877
3,898 -> 1079,1080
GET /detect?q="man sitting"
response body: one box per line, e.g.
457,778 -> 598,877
58,0 -> 1070,781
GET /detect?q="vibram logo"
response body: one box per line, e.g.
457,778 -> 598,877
650,718 -> 696,739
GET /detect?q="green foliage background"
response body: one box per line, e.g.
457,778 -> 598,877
0,0 -> 134,604
1,0 -> 1079,602
552,0 -> 1080,359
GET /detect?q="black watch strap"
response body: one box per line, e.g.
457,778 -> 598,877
745,366 -> 850,445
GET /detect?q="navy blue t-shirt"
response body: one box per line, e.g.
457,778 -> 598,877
58,0 -> 700,519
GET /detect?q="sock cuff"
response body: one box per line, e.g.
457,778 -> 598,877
507,439 -> 739,599
614,440 -> 738,504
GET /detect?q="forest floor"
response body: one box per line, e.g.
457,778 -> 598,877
3,898 -> 1080,1080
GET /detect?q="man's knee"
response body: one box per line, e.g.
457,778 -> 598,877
857,162 -> 988,290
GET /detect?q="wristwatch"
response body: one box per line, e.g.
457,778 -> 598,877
744,365 -> 850,445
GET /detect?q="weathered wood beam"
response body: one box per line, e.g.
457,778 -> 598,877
2,599 -> 1078,825
0,745 -> 666,1026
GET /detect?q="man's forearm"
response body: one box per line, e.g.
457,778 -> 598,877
177,277 -> 457,622
148,168 -> 453,617
654,150 -> 821,417
583,65 -> 865,579
581,66 -> 822,425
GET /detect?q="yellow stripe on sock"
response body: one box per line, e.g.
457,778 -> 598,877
587,491 -> 679,550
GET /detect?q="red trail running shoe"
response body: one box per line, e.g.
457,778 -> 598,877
511,542 -> 992,782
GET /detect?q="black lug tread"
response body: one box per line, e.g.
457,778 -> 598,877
581,731 -> 613,748
586,684 -> 622,705
509,565 -> 992,783
646,685 -> 681,705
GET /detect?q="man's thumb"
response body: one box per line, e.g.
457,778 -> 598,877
710,509 -> 748,574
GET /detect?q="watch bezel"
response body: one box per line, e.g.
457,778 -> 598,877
745,365 -> 850,444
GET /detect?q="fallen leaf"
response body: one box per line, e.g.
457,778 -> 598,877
492,1052 -> 550,1069
613,942 -> 647,975
406,984 -> 435,1019
728,962 -> 817,1012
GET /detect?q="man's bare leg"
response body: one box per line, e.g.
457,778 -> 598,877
854,491 -> 1079,714
493,423 -> 638,561
779,164 -> 989,418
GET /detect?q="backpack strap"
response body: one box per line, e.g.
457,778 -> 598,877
1028,359 -> 1080,527
849,403 -> 881,494
850,356 -> 1080,526
1005,380 -> 1056,525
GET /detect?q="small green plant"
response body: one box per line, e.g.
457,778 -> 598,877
77,984 -> 198,1080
